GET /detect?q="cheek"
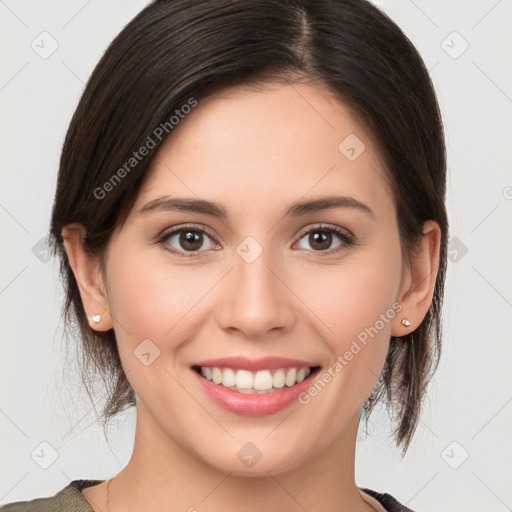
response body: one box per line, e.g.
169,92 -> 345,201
105,247 -> 203,366
291,268 -> 397,442
293,244 -> 401,403
297,253 -> 401,350
104,251 -> 213,411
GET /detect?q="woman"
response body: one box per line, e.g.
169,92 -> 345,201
0,0 -> 447,511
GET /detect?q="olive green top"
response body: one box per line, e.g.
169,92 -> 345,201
0,479 -> 416,511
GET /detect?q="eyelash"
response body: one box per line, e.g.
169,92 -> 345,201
157,223 -> 356,258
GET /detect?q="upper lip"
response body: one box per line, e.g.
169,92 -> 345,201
192,356 -> 319,372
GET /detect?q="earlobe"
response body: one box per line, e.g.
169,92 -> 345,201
392,220 -> 441,336
61,223 -> 114,332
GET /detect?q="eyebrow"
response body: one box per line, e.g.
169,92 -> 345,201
139,194 -> 375,219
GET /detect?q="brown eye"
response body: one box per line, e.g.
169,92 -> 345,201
179,230 -> 204,251
307,231 -> 333,251
296,225 -> 354,254
161,226 -> 217,256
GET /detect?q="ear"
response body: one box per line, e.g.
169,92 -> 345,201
392,220 -> 442,337
61,223 -> 113,332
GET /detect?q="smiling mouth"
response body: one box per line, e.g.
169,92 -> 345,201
192,365 -> 321,394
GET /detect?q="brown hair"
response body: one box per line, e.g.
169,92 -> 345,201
50,0 -> 448,456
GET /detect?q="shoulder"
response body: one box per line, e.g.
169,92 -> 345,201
360,487 -> 418,512
0,480 -> 102,512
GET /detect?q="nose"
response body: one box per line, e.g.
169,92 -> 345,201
214,242 -> 296,339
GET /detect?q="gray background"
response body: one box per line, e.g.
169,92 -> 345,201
1,1 -> 511,510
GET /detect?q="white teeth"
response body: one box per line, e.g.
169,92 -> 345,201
284,367 -> 297,387
254,370 -> 273,391
201,367 -> 213,380
197,365 -> 313,392
212,367 -> 223,384
222,368 -> 236,387
296,367 -> 307,383
235,369 -> 253,389
272,369 -> 285,388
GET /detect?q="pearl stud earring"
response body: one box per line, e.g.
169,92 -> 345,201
92,314 -> 102,323
401,318 -> 411,327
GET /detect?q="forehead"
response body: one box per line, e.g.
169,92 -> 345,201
136,81 -> 393,217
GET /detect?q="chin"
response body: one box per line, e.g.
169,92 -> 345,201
200,443 -> 308,477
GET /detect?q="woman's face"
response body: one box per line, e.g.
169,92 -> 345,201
98,81 -> 410,475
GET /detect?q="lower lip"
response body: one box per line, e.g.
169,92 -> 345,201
192,368 -> 319,416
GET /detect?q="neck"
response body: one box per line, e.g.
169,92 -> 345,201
108,403 -> 374,512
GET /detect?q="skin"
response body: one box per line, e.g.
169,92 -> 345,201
63,80 -> 441,512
